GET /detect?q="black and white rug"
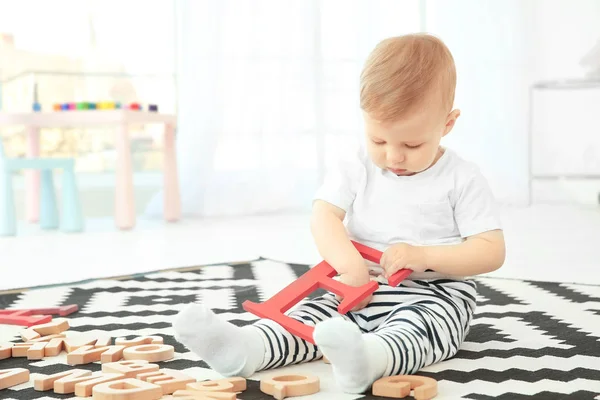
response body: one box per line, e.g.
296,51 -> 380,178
1,259 -> 599,399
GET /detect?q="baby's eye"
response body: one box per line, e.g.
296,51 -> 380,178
405,143 -> 422,149
372,139 -> 385,145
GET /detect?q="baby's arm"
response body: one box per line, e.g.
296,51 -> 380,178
310,200 -> 365,274
311,200 -> 372,309
423,229 -> 505,276
380,230 -> 505,278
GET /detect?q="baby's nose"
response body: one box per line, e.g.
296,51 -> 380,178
388,153 -> 405,164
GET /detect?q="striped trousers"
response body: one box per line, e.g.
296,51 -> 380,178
251,278 -> 477,376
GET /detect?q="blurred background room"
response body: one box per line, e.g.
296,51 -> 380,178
1,0 -> 599,290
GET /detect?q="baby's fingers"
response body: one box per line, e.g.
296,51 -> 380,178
386,258 -> 406,277
379,252 -> 387,269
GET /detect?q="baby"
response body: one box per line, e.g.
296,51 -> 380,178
173,33 -> 505,394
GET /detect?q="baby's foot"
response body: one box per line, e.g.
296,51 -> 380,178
313,318 -> 387,393
173,303 -> 264,377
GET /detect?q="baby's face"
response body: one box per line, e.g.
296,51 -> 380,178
363,107 -> 458,176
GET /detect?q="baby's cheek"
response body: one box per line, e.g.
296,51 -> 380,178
374,153 -> 386,167
421,151 -> 436,167
413,154 -> 425,169
367,147 -> 382,165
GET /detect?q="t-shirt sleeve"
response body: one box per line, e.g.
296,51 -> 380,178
313,146 -> 366,212
452,165 -> 502,237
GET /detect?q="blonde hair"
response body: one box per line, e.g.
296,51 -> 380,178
360,33 -> 456,121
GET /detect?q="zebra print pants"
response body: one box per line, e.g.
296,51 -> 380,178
251,278 -> 477,376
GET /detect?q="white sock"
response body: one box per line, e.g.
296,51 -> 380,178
313,318 -> 388,393
172,303 -> 265,377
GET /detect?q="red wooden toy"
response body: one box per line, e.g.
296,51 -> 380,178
242,241 -> 412,344
0,305 -> 79,327
0,311 -> 51,327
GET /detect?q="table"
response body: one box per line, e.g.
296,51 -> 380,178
0,110 -> 181,229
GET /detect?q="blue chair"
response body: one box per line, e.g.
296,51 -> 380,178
0,138 -> 84,236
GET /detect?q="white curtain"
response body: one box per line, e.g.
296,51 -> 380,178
146,0 -> 422,217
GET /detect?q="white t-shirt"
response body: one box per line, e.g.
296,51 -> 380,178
314,144 -> 502,281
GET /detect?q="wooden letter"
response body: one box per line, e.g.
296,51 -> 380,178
67,345 -> 124,365
64,334 -> 112,353
136,368 -> 196,394
114,335 -> 163,348
186,377 -> 246,393
122,344 -> 174,362
31,318 -> 70,336
34,369 -> 91,391
0,343 -> 13,360
173,391 -> 236,399
44,338 -> 65,357
11,342 -> 34,357
27,342 -> 47,360
0,368 -> 30,390
372,375 -> 438,400
102,360 -> 160,378
260,374 -> 320,400
20,328 -> 41,341
54,371 -> 123,394
92,378 -> 163,400
28,333 -> 67,343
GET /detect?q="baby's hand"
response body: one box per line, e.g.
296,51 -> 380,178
337,264 -> 373,311
381,243 -> 428,278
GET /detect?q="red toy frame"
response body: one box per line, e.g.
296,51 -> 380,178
243,241 -> 412,344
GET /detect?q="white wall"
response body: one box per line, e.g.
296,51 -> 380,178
528,0 -> 600,205
530,0 -> 600,81
426,0 -> 600,206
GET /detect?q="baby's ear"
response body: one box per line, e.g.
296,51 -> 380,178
443,109 -> 461,136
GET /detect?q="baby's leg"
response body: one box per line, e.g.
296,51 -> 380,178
173,293 -> 348,377
314,280 -> 476,393
314,318 -> 388,394
371,280 -> 477,376
252,292 -> 349,371
172,303 -> 265,377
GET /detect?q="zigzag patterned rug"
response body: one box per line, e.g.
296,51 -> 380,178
0,259 -> 599,399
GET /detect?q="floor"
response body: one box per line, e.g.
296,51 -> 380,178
1,204 -> 599,291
